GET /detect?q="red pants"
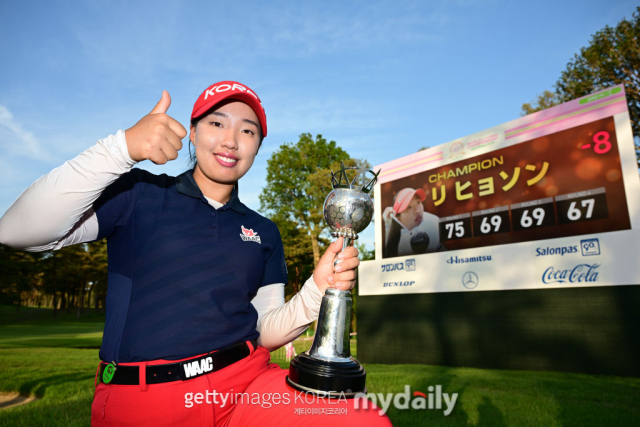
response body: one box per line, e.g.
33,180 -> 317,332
91,341 -> 393,426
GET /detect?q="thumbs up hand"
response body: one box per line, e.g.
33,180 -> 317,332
124,91 -> 188,164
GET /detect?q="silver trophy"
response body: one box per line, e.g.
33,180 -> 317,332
287,162 -> 379,398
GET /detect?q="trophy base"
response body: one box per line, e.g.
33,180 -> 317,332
286,353 -> 367,398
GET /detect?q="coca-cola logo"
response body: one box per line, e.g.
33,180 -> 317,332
542,264 -> 600,284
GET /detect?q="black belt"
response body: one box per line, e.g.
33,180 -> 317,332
98,340 -> 257,385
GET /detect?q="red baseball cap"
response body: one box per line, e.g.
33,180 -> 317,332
393,188 -> 426,214
191,81 -> 267,137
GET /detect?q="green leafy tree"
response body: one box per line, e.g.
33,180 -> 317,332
521,90 -> 562,116
0,244 -> 45,310
1,238 -> 109,315
259,133 -> 362,267
269,213 -> 315,298
40,251 -> 61,315
522,7 -> 640,164
0,245 -> 37,309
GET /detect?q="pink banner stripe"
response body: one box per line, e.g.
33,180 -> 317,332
506,94 -> 626,135
378,155 -> 444,184
505,101 -> 627,140
378,154 -> 443,176
377,152 -> 443,175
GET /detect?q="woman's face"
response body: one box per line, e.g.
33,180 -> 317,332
397,196 -> 424,230
189,100 -> 261,186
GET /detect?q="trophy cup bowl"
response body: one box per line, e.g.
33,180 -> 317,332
324,188 -> 374,240
286,163 -> 379,398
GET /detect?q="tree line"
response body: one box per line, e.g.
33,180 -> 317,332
0,240 -> 107,317
1,6 -> 637,314
522,6 -> 639,165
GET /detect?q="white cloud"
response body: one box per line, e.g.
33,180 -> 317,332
245,7 -> 446,59
0,105 -> 49,162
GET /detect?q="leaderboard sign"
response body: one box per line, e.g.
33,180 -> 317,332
360,85 -> 640,295
432,117 -> 624,249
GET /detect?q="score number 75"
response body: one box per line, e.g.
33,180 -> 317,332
444,222 -> 465,239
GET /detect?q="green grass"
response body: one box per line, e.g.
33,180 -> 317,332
1,306 -> 639,426
0,347 -> 99,427
0,305 -> 104,349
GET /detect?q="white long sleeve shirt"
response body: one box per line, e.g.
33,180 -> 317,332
0,130 -> 322,351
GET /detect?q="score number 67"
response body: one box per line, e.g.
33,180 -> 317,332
567,198 -> 595,221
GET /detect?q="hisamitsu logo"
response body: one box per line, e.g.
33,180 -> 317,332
240,225 -> 261,244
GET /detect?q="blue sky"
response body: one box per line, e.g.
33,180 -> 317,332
0,0 -> 636,249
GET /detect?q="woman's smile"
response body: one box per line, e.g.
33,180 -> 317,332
214,152 -> 239,167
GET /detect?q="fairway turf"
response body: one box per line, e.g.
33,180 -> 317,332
1,306 -> 639,426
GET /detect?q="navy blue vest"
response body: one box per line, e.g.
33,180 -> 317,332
93,168 -> 288,362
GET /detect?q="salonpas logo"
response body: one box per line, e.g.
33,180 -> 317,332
536,245 -> 578,257
381,259 -> 416,272
542,263 -> 600,284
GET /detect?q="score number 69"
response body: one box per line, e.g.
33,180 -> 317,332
520,208 -> 545,228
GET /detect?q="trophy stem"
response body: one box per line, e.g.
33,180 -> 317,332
342,237 -> 352,252
333,236 -> 354,270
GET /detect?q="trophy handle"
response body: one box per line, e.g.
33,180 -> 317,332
333,237 -> 353,271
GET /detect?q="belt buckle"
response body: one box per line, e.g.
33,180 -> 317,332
179,353 -> 215,381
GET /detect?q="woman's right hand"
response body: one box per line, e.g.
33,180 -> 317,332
124,91 -> 188,164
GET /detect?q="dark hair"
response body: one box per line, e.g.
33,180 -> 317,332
384,220 -> 401,258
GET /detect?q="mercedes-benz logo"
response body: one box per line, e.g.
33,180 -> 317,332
462,271 -> 479,289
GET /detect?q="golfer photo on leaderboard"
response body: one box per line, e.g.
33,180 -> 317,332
0,82 -> 393,426
383,188 -> 443,258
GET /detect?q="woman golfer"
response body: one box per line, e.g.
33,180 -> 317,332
0,82 -> 391,426
383,188 -> 443,257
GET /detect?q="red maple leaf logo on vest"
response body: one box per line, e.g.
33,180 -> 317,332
240,225 -> 261,243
